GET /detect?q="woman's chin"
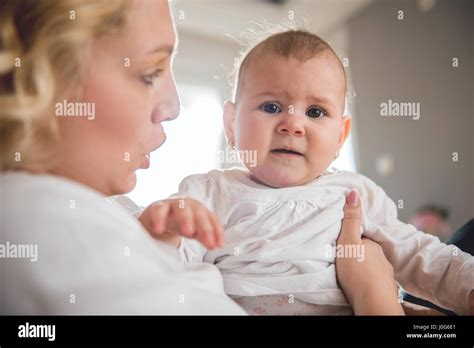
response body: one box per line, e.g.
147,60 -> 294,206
111,172 -> 137,195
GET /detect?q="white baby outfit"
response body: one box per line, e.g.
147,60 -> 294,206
172,168 -> 473,315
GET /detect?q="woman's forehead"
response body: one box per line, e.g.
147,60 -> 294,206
124,0 -> 177,55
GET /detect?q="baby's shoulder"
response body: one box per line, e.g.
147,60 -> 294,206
180,167 -> 248,188
324,169 -> 385,198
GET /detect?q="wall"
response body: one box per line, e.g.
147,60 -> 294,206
346,0 -> 473,228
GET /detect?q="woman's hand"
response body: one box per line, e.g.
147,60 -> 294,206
138,198 -> 224,249
336,190 -> 404,315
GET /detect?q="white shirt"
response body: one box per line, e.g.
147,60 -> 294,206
173,168 -> 474,315
0,171 -> 245,315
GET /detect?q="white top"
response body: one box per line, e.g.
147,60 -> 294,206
174,168 -> 474,315
0,171 -> 245,315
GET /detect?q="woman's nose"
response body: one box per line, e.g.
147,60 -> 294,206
277,116 -> 305,137
152,73 -> 180,123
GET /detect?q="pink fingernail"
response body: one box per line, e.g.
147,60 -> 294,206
347,190 -> 359,207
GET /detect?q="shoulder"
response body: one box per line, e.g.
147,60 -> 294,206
321,169 -> 392,210
177,167 -> 248,190
324,169 -> 384,194
1,172 -> 181,313
0,172 -> 246,315
0,171 -> 170,262
1,171 -> 137,235
173,168 -> 250,217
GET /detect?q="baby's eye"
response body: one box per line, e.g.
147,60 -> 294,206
261,102 -> 282,114
142,69 -> 162,86
306,106 -> 326,118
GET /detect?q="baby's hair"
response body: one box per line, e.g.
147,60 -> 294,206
230,23 -> 353,115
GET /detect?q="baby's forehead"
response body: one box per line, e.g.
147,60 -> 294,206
236,50 -> 347,109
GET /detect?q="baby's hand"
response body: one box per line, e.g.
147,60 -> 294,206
138,198 -> 224,250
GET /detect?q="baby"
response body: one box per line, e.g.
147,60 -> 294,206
137,30 -> 474,315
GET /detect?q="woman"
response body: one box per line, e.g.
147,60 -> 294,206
0,0 -> 403,315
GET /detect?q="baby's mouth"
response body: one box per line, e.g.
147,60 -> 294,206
270,147 -> 304,157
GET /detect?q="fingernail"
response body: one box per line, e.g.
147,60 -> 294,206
347,190 -> 359,207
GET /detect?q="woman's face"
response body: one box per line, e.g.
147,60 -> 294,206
53,0 -> 179,195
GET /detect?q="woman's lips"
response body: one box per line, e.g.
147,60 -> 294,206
140,132 -> 166,169
140,153 -> 150,169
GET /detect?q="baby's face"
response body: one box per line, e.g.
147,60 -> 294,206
225,53 -> 350,187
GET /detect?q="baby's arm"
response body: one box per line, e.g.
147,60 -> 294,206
359,175 -> 474,315
138,172 -> 222,263
138,198 -> 224,250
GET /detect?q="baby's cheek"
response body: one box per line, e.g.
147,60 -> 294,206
309,130 -> 337,153
307,134 -> 340,171
238,121 -> 267,152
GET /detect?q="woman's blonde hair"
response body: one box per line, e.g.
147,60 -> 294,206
0,0 -> 129,171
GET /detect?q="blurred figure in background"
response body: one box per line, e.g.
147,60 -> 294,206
409,204 -> 452,242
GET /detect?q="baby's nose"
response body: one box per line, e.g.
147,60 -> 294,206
277,118 -> 305,136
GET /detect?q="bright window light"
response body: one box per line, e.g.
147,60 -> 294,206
127,85 -> 224,206
333,133 -> 357,172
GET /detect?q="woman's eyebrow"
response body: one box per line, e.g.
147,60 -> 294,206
145,44 -> 176,56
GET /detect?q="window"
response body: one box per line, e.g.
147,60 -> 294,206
127,85 -> 223,206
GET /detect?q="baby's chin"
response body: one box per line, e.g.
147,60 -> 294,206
248,165 -> 319,188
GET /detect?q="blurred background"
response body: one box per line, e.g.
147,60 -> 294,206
127,0 -> 473,241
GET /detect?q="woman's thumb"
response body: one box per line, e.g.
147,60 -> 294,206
337,190 -> 362,245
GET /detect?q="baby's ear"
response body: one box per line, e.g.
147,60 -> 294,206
223,100 -> 236,147
338,115 -> 352,147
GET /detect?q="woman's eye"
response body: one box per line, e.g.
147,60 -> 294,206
142,70 -> 162,86
261,102 -> 281,114
306,106 -> 326,118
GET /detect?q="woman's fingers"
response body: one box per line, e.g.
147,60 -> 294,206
361,237 -> 383,250
337,190 -> 362,246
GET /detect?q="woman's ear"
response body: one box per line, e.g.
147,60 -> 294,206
223,100 -> 236,147
338,115 -> 351,149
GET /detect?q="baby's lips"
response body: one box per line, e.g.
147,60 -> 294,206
270,146 -> 304,156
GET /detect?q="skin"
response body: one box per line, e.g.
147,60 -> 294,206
339,192 -> 474,315
224,53 -> 351,188
337,191 -> 404,315
39,0 -> 471,314
139,198 -> 224,250
50,0 -> 180,196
